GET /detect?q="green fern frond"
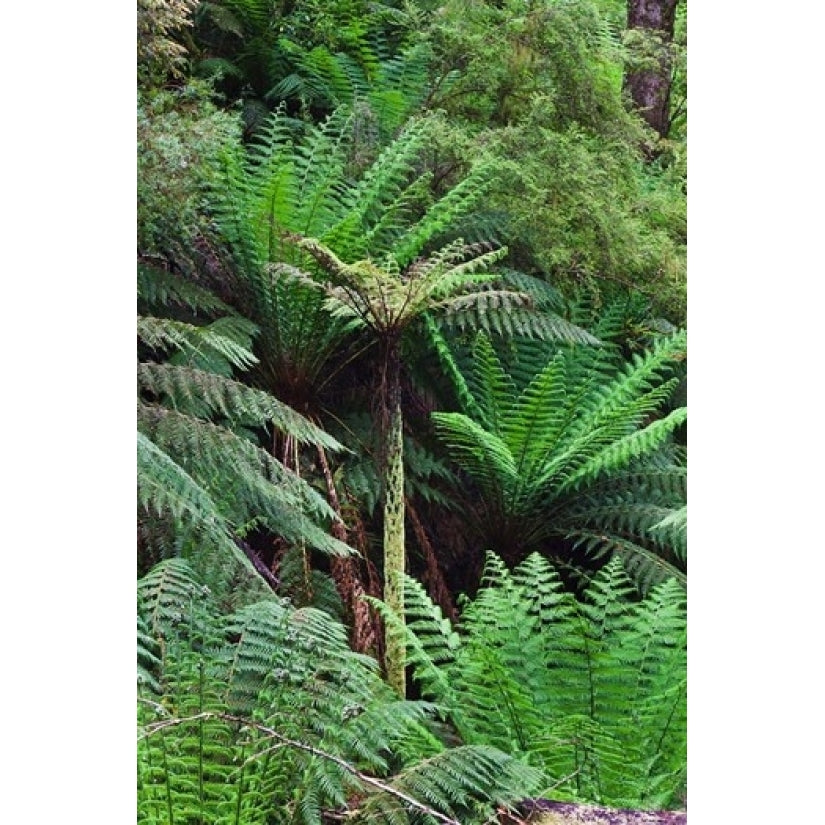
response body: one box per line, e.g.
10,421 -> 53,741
649,505 -> 687,546
398,552 -> 687,808
137,611 -> 162,693
569,530 -> 686,592
561,407 -> 687,492
137,264 -> 236,317
138,315 -> 259,371
138,362 -> 344,451
137,557 -> 216,640
398,577 -> 461,704
433,269 -> 601,346
420,314 -> 484,423
393,160 -> 498,267
137,431 -> 269,594
431,413 -> 519,495
138,431 -> 227,532
359,745 -> 544,823
139,401 -> 352,558
436,294 -> 600,344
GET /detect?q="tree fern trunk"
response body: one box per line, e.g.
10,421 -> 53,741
382,338 -> 406,696
317,443 -> 379,655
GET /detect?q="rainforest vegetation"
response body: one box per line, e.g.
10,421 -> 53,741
136,1 -> 687,822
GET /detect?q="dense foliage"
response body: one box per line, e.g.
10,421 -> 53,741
137,1 -> 687,821
397,552 -> 686,808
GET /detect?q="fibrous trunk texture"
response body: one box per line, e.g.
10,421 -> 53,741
316,444 -> 379,655
382,340 -> 406,696
624,0 -> 679,138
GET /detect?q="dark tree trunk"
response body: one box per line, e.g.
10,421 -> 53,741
316,444 -> 380,656
624,0 -> 680,139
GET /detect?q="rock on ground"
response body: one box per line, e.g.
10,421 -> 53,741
502,800 -> 687,825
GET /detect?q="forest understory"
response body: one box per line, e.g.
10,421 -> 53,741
137,2 -> 688,822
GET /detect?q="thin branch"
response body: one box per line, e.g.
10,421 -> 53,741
139,710 -> 463,825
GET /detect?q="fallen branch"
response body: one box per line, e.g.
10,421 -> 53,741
139,710 -> 463,825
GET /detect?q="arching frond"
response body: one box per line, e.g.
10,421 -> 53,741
138,315 -> 259,371
138,362 -> 345,451
359,745 -> 544,822
137,263 -> 236,317
431,330 -> 687,580
138,400 -> 351,558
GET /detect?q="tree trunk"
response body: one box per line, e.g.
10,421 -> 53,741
623,0 -> 680,139
382,339 -> 407,696
316,443 -> 379,656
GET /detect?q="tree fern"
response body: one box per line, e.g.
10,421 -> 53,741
431,330 -> 686,587
138,269 -> 355,596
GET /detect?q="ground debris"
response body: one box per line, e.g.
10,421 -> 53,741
500,800 -> 687,825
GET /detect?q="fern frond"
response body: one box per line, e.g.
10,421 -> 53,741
137,557 -> 216,641
139,401 -> 352,558
137,611 -> 162,693
398,577 -> 461,705
420,314 -> 485,423
359,745 -> 543,823
138,315 -> 259,371
138,431 -> 228,533
649,505 -> 687,551
393,160 -> 498,267
431,413 -> 519,496
562,407 -> 687,492
137,264 -> 236,317
569,530 -> 686,592
137,431 -> 271,595
138,362 -> 344,451
436,292 -> 600,345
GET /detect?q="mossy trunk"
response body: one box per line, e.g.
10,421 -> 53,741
382,339 -> 406,696
624,0 -> 680,139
